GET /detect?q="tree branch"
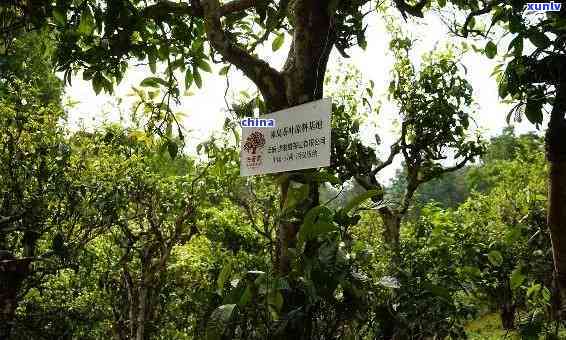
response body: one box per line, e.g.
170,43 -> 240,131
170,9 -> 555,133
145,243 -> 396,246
220,0 -> 257,15
371,141 -> 401,176
399,180 -> 419,215
201,0 -> 286,111
524,55 -> 566,85
460,0 -> 501,38
394,0 -> 428,19
232,195 -> 273,242
434,155 -> 472,177
141,0 -> 257,20
0,211 -> 26,228
284,0 -> 335,104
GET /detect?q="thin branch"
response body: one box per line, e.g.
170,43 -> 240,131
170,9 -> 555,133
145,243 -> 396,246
220,0 -> 257,15
141,0 -> 257,20
399,181 -> 418,215
460,0 -> 501,38
394,0 -> 428,19
371,141 -> 401,176
231,194 -> 273,241
201,0 -> 286,110
523,55 -> 566,85
321,185 -> 346,206
434,155 -> 472,177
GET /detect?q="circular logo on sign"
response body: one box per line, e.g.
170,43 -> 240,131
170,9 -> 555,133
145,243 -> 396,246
243,131 -> 266,168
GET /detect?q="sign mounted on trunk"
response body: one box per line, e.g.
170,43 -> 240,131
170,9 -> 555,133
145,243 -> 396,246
240,98 -> 332,176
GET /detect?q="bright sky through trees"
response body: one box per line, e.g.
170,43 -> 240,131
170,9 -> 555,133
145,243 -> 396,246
64,10 -> 538,181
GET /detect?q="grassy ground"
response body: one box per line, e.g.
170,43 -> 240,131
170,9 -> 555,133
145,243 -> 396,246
465,313 -> 520,339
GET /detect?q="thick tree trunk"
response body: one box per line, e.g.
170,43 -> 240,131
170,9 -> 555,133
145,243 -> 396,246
202,0 -> 335,276
203,1 -> 333,337
500,303 -> 516,330
136,285 -> 148,340
378,210 -> 405,339
546,82 -> 566,316
276,179 -> 293,274
272,0 -> 334,276
122,268 -> 136,340
0,252 -> 31,340
380,209 -> 401,250
550,157 -> 566,308
379,208 -> 402,273
119,269 -> 151,340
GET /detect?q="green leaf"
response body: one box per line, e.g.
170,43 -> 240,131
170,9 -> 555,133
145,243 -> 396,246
52,8 -> 66,25
83,69 -> 95,81
185,69 -> 193,89
505,228 -> 522,244
509,16 -> 522,33
552,18 -> 566,30
318,241 -> 337,264
191,38 -> 204,53
462,266 -> 482,278
342,189 -> 382,214
193,69 -> 202,89
272,34 -> 285,51
498,77 -> 508,99
525,101 -> 543,125
102,77 -> 114,94
487,250 -> 503,266
423,282 -> 452,301
168,58 -> 185,72
527,283 -> 541,298
468,17 -> 476,30
297,206 -> 336,246
510,266 -> 526,290
470,43 -> 482,53
490,6 -> 504,25
238,286 -> 252,306
542,287 -> 551,302
438,0 -> 446,7
167,141 -> 178,159
217,260 -> 233,294
219,66 -> 230,76
221,282 -> 244,304
140,77 -> 168,87
92,81 -> 101,95
284,183 -> 309,212
267,291 -> 284,312
269,305 -> 280,321
490,64 -> 503,78
206,304 -> 238,340
511,36 -> 523,57
157,45 -> 169,60
528,30 -> 551,49
78,6 -> 95,35
198,59 -> 212,73
149,54 -> 157,74
92,73 -> 104,95
485,41 -> 497,59
148,90 -> 158,99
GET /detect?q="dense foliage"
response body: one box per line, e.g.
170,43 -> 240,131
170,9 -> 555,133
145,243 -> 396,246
2,0 -> 566,339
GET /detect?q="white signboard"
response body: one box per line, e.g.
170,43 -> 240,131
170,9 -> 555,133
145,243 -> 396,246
240,98 -> 332,176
